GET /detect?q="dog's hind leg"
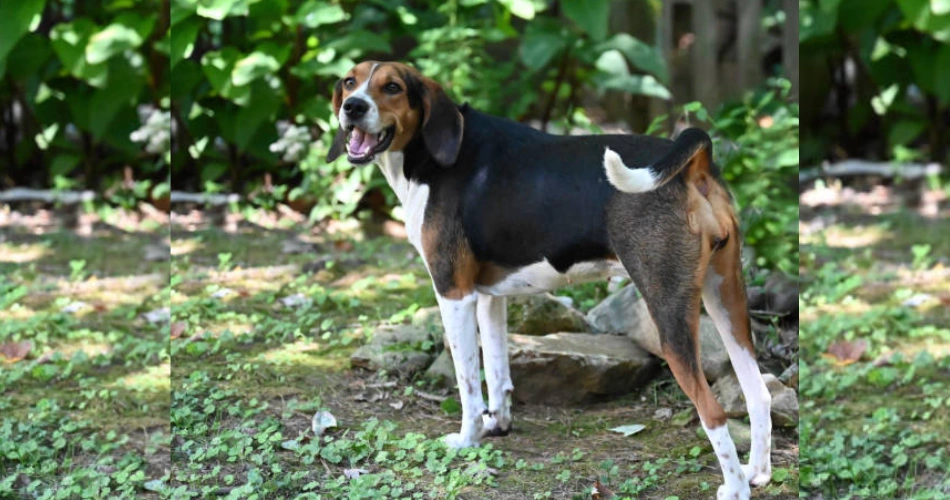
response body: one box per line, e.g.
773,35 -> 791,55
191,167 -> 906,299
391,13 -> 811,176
477,293 -> 513,436
613,221 -> 749,499
436,292 -> 486,448
646,283 -> 749,499
703,235 -> 772,486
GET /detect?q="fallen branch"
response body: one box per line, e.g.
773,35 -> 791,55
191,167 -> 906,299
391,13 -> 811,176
170,191 -> 240,206
413,390 -> 447,403
800,160 -> 943,184
0,188 -> 95,204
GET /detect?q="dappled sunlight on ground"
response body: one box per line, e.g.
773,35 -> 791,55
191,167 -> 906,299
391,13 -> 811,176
0,242 -> 51,263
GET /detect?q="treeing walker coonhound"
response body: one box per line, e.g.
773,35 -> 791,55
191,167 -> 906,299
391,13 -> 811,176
327,61 -> 772,499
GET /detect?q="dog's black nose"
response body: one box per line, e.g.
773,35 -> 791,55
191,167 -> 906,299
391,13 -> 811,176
342,98 -> 369,120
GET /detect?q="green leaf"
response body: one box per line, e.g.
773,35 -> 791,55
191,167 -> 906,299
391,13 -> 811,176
440,398 -> 461,416
295,1 -> 347,28
50,21 -> 110,87
598,33 -> 669,83
498,0 -> 536,20
86,23 -> 144,64
519,21 -> 567,71
0,0 -> 46,78
595,49 -> 671,100
197,0 -> 247,20
599,74 -> 671,100
232,51 -> 280,86
89,60 -> 143,140
323,30 -> 391,56
201,48 -> 250,104
934,0 -> 950,15
888,119 -> 926,147
935,43 -> 950,105
234,81 -> 279,151
50,153 -> 81,176
5,33 -> 51,81
170,17 -> 201,68
800,0 -> 843,42
562,0 -> 609,41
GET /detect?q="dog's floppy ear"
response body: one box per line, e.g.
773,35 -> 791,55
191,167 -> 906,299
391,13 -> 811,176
326,79 -> 347,162
421,79 -> 463,167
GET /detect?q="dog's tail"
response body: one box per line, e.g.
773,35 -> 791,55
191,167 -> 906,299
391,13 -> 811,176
603,128 -> 713,194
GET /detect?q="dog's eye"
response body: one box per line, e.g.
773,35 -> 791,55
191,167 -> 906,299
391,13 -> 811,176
383,82 -> 402,94
343,77 -> 356,89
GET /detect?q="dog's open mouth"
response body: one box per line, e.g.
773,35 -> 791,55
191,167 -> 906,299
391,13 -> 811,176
346,125 -> 395,164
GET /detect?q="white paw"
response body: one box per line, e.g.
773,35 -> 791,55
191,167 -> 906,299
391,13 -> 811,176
481,411 -> 512,436
442,433 -> 478,449
741,463 -> 772,486
717,483 -> 751,500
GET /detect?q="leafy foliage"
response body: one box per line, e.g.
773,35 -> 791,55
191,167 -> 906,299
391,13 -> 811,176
800,0 -> 950,164
166,0 -> 671,217
0,0 -> 169,198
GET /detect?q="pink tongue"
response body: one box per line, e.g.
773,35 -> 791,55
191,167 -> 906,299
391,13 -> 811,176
348,128 -> 378,157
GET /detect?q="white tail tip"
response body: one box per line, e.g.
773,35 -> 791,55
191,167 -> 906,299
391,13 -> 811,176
603,147 -> 657,193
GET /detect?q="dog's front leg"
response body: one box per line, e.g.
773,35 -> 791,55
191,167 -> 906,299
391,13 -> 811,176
436,293 -> 486,448
477,293 -> 513,436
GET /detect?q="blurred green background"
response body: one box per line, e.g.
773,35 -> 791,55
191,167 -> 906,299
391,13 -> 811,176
0,0 -> 798,271
800,0 -> 950,166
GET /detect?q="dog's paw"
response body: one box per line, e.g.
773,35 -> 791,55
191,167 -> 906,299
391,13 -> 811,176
717,483 -> 751,500
741,463 -> 772,486
442,433 -> 479,449
481,411 -> 512,437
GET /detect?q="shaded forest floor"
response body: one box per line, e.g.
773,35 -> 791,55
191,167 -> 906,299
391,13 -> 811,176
166,211 -> 798,499
0,209 -> 170,498
798,182 -> 950,499
1,207 -> 798,499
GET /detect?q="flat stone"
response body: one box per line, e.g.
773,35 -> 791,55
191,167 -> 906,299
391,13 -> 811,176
423,349 -> 455,388
350,324 -> 439,377
507,294 -> 593,335
588,287 -> 732,382
765,374 -> 799,427
508,333 -> 658,406
712,372 -> 799,427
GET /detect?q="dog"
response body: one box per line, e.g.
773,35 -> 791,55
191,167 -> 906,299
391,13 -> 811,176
327,61 -> 773,499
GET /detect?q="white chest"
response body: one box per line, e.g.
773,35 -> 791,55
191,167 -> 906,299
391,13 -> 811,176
379,152 -> 429,252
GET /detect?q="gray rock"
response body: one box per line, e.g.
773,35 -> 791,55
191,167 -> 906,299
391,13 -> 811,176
507,294 -> 593,335
712,372 -> 799,427
508,333 -> 658,406
423,349 -> 455,388
712,373 -> 747,418
350,324 -> 439,377
588,287 -> 732,382
765,374 -> 799,427
411,306 -> 445,339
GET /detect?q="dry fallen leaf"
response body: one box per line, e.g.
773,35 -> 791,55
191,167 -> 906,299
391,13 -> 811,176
591,479 -> 615,499
170,322 -> 186,339
825,338 -> 869,365
0,341 -> 32,363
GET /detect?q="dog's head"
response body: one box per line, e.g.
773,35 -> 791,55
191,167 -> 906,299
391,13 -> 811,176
326,61 -> 463,166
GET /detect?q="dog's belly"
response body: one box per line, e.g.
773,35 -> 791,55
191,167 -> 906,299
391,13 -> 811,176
476,259 -> 628,296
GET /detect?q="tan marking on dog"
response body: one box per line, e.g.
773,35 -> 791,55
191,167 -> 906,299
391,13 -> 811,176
681,151 -> 756,355
708,233 -> 756,353
663,337 -> 727,429
421,223 -> 481,300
